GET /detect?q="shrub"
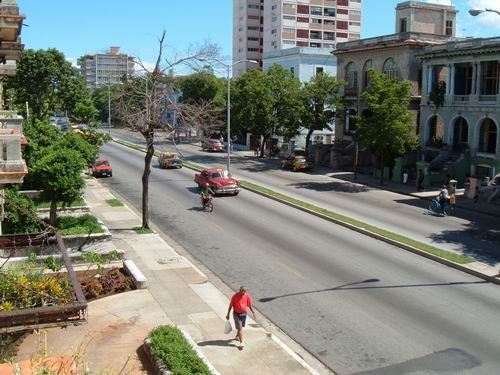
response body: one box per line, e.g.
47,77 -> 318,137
3,188 -> 43,234
149,325 -> 212,375
56,214 -> 104,236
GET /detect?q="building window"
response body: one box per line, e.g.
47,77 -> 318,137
363,60 -> 373,89
283,40 -> 295,45
480,61 -> 499,96
297,16 -> 309,22
478,118 -> 498,154
324,19 -> 335,25
290,67 -> 295,76
297,4 -> 310,14
297,29 -> 309,38
310,42 -> 322,48
383,58 -> 400,80
400,18 -> 407,32
310,30 -> 322,39
337,8 -> 348,15
345,62 -> 358,90
283,15 -> 295,20
337,21 -> 348,29
445,20 -> 453,36
316,67 -> 324,75
324,7 -> 336,17
311,18 -> 322,24
311,6 -> 322,15
324,32 -> 335,41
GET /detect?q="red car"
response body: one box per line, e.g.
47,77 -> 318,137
194,168 -> 241,195
201,138 -> 224,152
92,157 -> 113,177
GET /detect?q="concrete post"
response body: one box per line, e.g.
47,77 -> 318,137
416,161 -> 431,189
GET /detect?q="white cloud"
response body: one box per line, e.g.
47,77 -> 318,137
134,60 -> 156,75
467,0 -> 500,30
66,57 -> 78,68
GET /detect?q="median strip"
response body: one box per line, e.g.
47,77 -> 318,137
112,137 -> 486,271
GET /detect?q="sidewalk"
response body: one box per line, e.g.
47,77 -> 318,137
82,178 -> 323,375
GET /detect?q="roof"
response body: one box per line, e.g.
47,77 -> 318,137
417,37 -> 500,59
203,167 -> 225,172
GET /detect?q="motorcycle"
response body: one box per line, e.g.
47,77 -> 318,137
201,195 -> 214,212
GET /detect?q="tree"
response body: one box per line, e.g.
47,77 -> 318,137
56,131 -> 99,167
301,73 -> 344,156
178,71 -> 224,105
72,99 -> 98,124
116,31 -> 219,229
232,65 -> 303,157
3,188 -> 42,234
91,84 -> 121,123
4,49 -> 90,120
356,71 -> 417,185
33,148 -> 86,225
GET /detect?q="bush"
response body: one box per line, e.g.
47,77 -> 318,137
56,214 -> 104,235
149,325 -> 212,375
3,188 -> 43,234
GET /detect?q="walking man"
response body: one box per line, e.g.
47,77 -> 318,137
417,169 -> 425,192
226,286 -> 256,349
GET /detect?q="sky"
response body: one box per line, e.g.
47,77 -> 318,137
18,0 -> 500,71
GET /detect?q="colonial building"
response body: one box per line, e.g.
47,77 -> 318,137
419,37 -> 500,183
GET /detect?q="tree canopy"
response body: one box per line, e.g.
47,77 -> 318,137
5,48 -> 90,121
356,70 -> 417,184
301,73 -> 344,155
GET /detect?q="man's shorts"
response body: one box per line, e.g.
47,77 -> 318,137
233,311 -> 247,330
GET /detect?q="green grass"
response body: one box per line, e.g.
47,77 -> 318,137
34,198 -> 86,209
133,227 -> 153,234
115,135 -> 474,265
106,198 -> 124,207
241,181 -> 474,265
149,325 -> 212,375
57,214 -> 104,236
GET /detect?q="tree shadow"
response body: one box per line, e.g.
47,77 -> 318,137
394,197 -> 500,266
259,279 -> 487,303
287,180 -> 369,193
135,344 -> 156,374
197,339 -> 238,348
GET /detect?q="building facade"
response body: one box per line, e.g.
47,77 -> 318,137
233,0 -> 264,77
78,47 -> 134,89
419,37 -> 500,182
333,1 -> 457,143
233,0 -> 362,77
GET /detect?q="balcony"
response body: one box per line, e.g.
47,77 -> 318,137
454,95 -> 470,102
479,95 -> 497,102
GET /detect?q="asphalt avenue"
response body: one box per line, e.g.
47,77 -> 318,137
100,141 -> 500,374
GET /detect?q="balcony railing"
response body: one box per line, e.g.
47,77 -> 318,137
479,95 -> 497,102
454,95 -> 470,102
344,87 -> 358,97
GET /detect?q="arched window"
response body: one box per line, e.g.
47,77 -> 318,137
453,117 -> 469,150
345,62 -> 358,89
478,118 -> 498,154
362,60 -> 373,89
383,58 -> 400,80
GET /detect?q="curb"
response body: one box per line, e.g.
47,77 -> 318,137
111,138 -> 500,286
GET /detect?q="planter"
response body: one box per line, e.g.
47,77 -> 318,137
61,219 -> 112,250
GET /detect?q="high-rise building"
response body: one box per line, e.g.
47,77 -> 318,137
233,0 -> 362,77
233,0 -> 264,77
78,47 -> 135,89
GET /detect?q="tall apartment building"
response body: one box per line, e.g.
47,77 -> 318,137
77,47 -> 135,89
233,0 -> 362,77
233,0 -> 264,77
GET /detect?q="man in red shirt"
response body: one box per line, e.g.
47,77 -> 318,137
226,286 -> 256,348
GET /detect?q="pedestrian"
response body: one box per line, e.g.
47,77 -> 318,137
226,286 -> 256,349
417,169 -> 424,191
402,169 -> 409,184
255,141 -> 260,157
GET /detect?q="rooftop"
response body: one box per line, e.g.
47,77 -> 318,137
418,36 -> 500,58
396,1 -> 457,12
264,47 -> 336,59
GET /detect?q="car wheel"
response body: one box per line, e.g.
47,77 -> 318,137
233,192 -> 239,196
293,166 -> 298,172
109,172 -> 113,177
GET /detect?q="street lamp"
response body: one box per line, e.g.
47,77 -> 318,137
201,58 -> 258,173
469,8 -> 500,16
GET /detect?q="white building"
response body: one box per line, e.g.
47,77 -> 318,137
78,47 -> 135,90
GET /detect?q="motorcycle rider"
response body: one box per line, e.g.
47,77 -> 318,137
200,183 -> 214,207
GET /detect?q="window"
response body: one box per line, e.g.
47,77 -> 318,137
324,43 -> 335,49
316,67 -> 324,75
272,4 -> 277,10
337,8 -> 348,15
247,26 -> 259,31
283,15 -> 295,20
310,30 -> 322,39
324,32 -> 335,40
446,20 -> 453,36
337,0 -> 348,5
297,16 -> 309,22
324,19 -> 335,25
349,21 -> 360,26
283,40 -> 296,45
345,62 -> 358,90
363,60 -> 373,88
337,21 -> 348,29
271,29 -> 277,34
247,37 -> 260,41
311,18 -> 322,24
283,27 -> 295,33
248,4 -> 259,9
324,7 -> 336,17
310,42 -> 322,48
480,61 -> 499,95
290,67 -> 295,76
297,4 -> 310,14
283,3 -> 296,11
400,18 -> 407,33
297,29 -> 309,38
311,6 -> 322,15
247,48 -> 260,52
383,58 -> 400,80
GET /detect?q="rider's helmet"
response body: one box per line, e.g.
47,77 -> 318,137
203,182 -> 209,188
442,185 -> 447,189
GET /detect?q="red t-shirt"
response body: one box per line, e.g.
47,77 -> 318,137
231,292 -> 252,314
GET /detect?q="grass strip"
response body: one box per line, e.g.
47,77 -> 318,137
115,137 -> 474,265
149,325 -> 212,375
241,180 -> 474,265
34,198 -> 86,209
57,214 -> 104,236
106,198 -> 124,207
133,227 -> 154,234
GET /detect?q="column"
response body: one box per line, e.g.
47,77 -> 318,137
475,61 -> 482,97
470,62 -> 477,102
449,64 -> 455,97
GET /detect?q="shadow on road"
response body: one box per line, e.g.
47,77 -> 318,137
287,180 -> 369,193
197,339 -> 238,348
258,279 -> 488,302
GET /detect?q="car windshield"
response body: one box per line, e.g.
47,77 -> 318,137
210,139 -> 221,144
96,160 -> 110,167
210,171 -> 229,178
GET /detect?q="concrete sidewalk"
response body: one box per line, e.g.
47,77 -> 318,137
83,178 -> 324,375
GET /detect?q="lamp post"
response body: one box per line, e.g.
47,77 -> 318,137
469,8 -> 500,16
107,84 -> 111,136
203,58 -> 258,173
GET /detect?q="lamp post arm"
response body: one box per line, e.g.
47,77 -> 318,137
486,8 -> 500,15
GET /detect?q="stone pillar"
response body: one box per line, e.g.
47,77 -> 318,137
475,62 -> 482,97
392,157 -> 404,183
449,64 -> 455,97
416,161 -> 431,189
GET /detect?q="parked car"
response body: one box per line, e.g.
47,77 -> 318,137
194,168 -> 241,195
157,152 -> 182,169
281,155 -> 313,172
201,138 -> 224,152
92,157 -> 113,177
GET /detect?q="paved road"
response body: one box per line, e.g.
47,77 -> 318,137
100,141 -> 500,375
110,128 -> 500,266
